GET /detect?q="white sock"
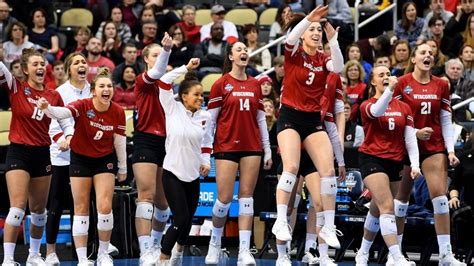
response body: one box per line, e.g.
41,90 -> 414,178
286,241 -> 291,252
76,247 -> 87,259
397,234 -> 403,247
360,238 -> 373,253
277,244 -> 287,259
319,243 -> 329,257
437,234 -> 450,255
388,244 -> 402,259
98,240 -> 109,254
138,235 -> 151,254
239,230 -> 251,251
210,226 -> 224,246
323,210 -> 335,227
29,237 -> 41,256
151,229 -> 163,248
277,204 -> 288,221
3,242 -> 15,261
305,233 -> 317,252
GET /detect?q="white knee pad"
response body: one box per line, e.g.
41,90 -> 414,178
316,212 -> 325,228
30,210 -> 47,227
320,177 -> 337,195
394,199 -> 409,218
212,199 -> 231,218
238,197 -> 254,216
136,202 -> 153,220
294,194 -> 301,209
364,213 -> 380,233
154,207 -> 170,222
432,196 -> 449,215
97,212 -> 114,231
73,215 -> 89,236
379,214 -> 397,236
6,207 -> 25,227
277,172 -> 297,193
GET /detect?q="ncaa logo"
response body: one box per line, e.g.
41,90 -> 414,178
24,87 -> 32,96
224,83 -> 233,92
86,109 -> 96,119
404,86 -> 413,94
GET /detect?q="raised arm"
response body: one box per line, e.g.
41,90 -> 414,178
0,61 -> 14,91
146,33 -> 173,80
257,109 -> 272,169
286,5 -> 329,46
366,77 -> 397,118
37,97 -> 73,120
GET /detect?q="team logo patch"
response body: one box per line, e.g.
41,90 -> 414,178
24,87 -> 31,96
404,86 -> 413,94
107,163 -> 113,170
46,165 -> 52,173
86,109 -> 96,119
224,83 -> 233,92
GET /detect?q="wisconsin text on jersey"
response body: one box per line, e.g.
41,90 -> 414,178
232,91 -> 254,97
413,94 -> 438,100
383,111 -> 402,117
89,121 -> 113,131
303,61 -> 323,72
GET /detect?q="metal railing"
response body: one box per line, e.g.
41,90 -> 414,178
354,2 -> 397,41
249,35 -> 287,77
453,97 -> 474,111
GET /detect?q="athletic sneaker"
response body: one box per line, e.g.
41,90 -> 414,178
319,225 -> 342,249
276,255 -> 292,266
153,246 -> 162,262
139,250 -> 156,266
439,245 -> 467,266
170,248 -> 183,266
237,248 -> 256,266
77,257 -> 94,266
394,255 -> 418,266
2,257 -> 20,266
26,253 -> 46,266
45,253 -> 60,266
302,251 -> 319,265
96,252 -> 113,266
205,243 -> 221,264
387,253 -> 415,266
272,219 -> 292,241
319,255 -> 337,266
355,250 -> 369,266
156,259 -> 170,266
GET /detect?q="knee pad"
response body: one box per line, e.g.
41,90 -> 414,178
394,199 -> 409,218
30,210 -> 47,227
136,202 -> 153,220
72,215 -> 89,236
364,213 -> 380,233
238,197 -> 254,216
432,196 -> 449,215
320,177 -> 337,196
154,207 -> 170,222
294,194 -> 301,209
212,199 -> 231,218
316,212 -> 325,228
97,212 -> 114,231
379,214 -> 397,236
277,172 -> 297,193
6,207 -> 25,227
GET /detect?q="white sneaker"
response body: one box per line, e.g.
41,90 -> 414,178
77,257 -> 94,266
26,254 -> 46,266
386,253 -> 394,266
205,243 -> 221,265
355,250 -> 369,266
156,259 -> 170,266
2,257 -> 20,266
394,255 -> 417,266
140,250 -> 156,266
96,252 -> 114,266
276,255 -> 292,266
107,243 -> 119,256
319,225 -> 342,249
439,245 -> 466,266
320,255 -> 337,266
272,219 -> 292,241
237,248 -> 256,266
170,249 -> 183,266
152,246 -> 162,262
302,251 -> 319,264
45,253 -> 60,266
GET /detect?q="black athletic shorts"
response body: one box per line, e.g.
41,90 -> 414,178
277,150 -> 317,178
69,151 -> 117,177
5,143 -> 51,177
403,151 -> 448,167
359,152 -> 403,182
213,151 -> 263,163
132,131 -> 166,166
276,104 -> 324,141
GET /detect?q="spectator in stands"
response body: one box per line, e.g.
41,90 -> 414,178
3,22 -> 34,69
96,6 -> 133,44
112,42 -> 144,85
168,24 -> 195,69
346,43 -> 372,82
427,39 -> 448,76
268,55 -> 284,95
344,60 -> 366,123
446,58 -> 474,101
100,20 -> 124,65
258,75 -> 278,105
243,24 -> 272,73
149,2 -> 181,42
459,44 -> 474,80
462,13 -> 474,47
395,2 -> 425,48
419,15 -> 459,58
10,0 -> 54,27
176,5 -> 200,45
27,8 -> 59,64
374,54 -> 391,68
200,5 -> 238,44
45,60 -> 66,90
420,0 -> 454,38
445,0 -> 473,37
0,2 -> 17,43
9,59 -> 24,82
450,137 -> 474,208
356,34 -> 391,65
136,20 -> 158,53
263,98 -> 278,141
120,0 -> 143,36
391,40 -> 411,77
269,4 -> 293,42
193,22 -> 227,77
85,37 -> 116,82
343,98 -> 364,147
61,27 -> 91,61
112,65 -> 137,109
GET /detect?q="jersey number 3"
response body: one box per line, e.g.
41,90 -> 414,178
306,72 -> 315,85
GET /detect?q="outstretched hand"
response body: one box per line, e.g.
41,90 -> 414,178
186,58 -> 200,70
307,5 -> 329,22
323,20 -> 339,42
161,32 -> 173,52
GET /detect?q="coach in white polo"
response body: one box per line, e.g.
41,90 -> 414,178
200,4 -> 238,44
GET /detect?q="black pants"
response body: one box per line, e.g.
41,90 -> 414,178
46,165 -> 73,244
161,170 -> 200,256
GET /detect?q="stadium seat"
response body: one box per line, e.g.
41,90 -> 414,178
225,8 -> 258,26
60,8 -> 93,28
124,110 -> 134,138
0,132 -> 9,146
201,73 -> 222,94
217,0 -> 241,9
258,8 -> 277,27
0,111 -> 12,133
195,9 -> 212,26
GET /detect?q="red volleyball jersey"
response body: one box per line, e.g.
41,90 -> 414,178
134,72 -> 166,136
393,74 -> 450,154
359,97 -> 414,161
67,98 -> 126,158
1,76 -> 64,146
321,72 -> 344,122
207,73 -> 263,152
280,43 -> 330,112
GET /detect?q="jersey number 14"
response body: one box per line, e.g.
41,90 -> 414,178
239,98 -> 250,111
